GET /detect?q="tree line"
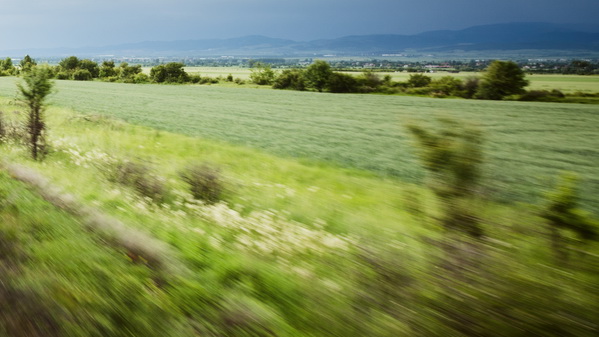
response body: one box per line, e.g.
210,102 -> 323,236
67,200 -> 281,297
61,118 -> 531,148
4,55 -> 595,102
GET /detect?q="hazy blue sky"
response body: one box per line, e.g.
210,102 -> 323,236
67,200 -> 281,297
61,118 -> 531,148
1,0 -> 598,49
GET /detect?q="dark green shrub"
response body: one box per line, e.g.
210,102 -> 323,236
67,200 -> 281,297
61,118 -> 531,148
518,89 -> 565,102
273,69 -> 306,91
72,69 -> 92,81
180,163 -> 223,204
407,73 -> 432,88
327,72 -> 359,93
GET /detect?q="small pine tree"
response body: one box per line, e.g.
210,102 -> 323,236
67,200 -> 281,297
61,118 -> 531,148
17,65 -> 54,160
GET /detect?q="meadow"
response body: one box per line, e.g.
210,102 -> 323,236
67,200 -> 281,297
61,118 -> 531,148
1,73 -> 598,335
0,77 -> 598,212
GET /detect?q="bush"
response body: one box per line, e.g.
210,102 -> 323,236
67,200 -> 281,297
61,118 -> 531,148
72,69 -> 92,81
407,73 -> 432,88
518,89 -> 565,102
133,73 -> 150,84
327,72 -> 359,93
110,160 -> 167,202
55,72 -> 70,80
180,163 -> 223,204
273,69 -> 306,91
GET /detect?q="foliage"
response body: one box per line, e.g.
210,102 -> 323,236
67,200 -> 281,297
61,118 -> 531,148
58,56 -> 80,71
407,73 -> 432,88
518,89 -> 565,102
79,59 -> 100,78
542,173 -> 598,260
429,76 -> 464,97
110,160 -> 168,202
99,61 -> 117,78
19,55 -> 37,73
150,62 -> 189,83
476,60 -> 529,100
119,63 -> 143,82
72,69 -> 92,81
249,62 -> 275,85
273,69 -> 306,91
327,72 -> 359,93
179,163 -> 223,204
407,117 -> 484,237
304,60 -> 332,92
16,66 -> 54,160
0,57 -> 16,76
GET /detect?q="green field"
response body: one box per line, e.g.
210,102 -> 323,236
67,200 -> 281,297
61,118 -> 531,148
1,77 -> 598,211
1,75 -> 598,336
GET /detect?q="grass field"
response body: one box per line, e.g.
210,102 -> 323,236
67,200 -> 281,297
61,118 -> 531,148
1,77 -> 598,212
1,77 -> 598,335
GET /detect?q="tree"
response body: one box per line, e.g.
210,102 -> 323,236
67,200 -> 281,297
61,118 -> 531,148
304,60 -> 332,92
73,69 -> 92,81
20,55 -> 37,72
99,60 -> 117,78
249,62 -> 275,85
79,59 -> 100,78
17,65 -> 54,160
476,60 -> 528,100
407,74 -> 432,88
273,69 -> 306,90
0,57 -> 15,75
59,56 -> 80,71
149,62 -> 189,83
327,72 -> 359,93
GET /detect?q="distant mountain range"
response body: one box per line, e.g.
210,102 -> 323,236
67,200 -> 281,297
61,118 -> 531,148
3,22 -> 599,57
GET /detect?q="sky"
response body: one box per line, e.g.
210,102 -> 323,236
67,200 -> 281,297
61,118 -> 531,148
1,0 -> 599,50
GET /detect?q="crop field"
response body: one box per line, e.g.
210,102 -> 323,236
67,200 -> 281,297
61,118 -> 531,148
1,73 -> 598,336
0,77 -> 598,212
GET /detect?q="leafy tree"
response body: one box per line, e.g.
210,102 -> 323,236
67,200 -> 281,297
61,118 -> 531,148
273,69 -> 306,91
429,76 -> 463,96
59,56 -> 80,71
357,71 -> 382,89
327,72 -> 359,93
249,62 -> 275,85
20,55 -> 37,72
119,63 -> 143,82
73,69 -> 92,81
99,61 -> 117,78
79,59 -> 99,78
407,73 -> 432,88
0,57 -> 15,76
149,62 -> 188,83
476,60 -> 528,100
17,65 -> 54,160
304,60 -> 332,92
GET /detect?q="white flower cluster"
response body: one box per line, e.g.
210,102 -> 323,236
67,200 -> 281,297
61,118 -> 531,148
53,138 -> 115,168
